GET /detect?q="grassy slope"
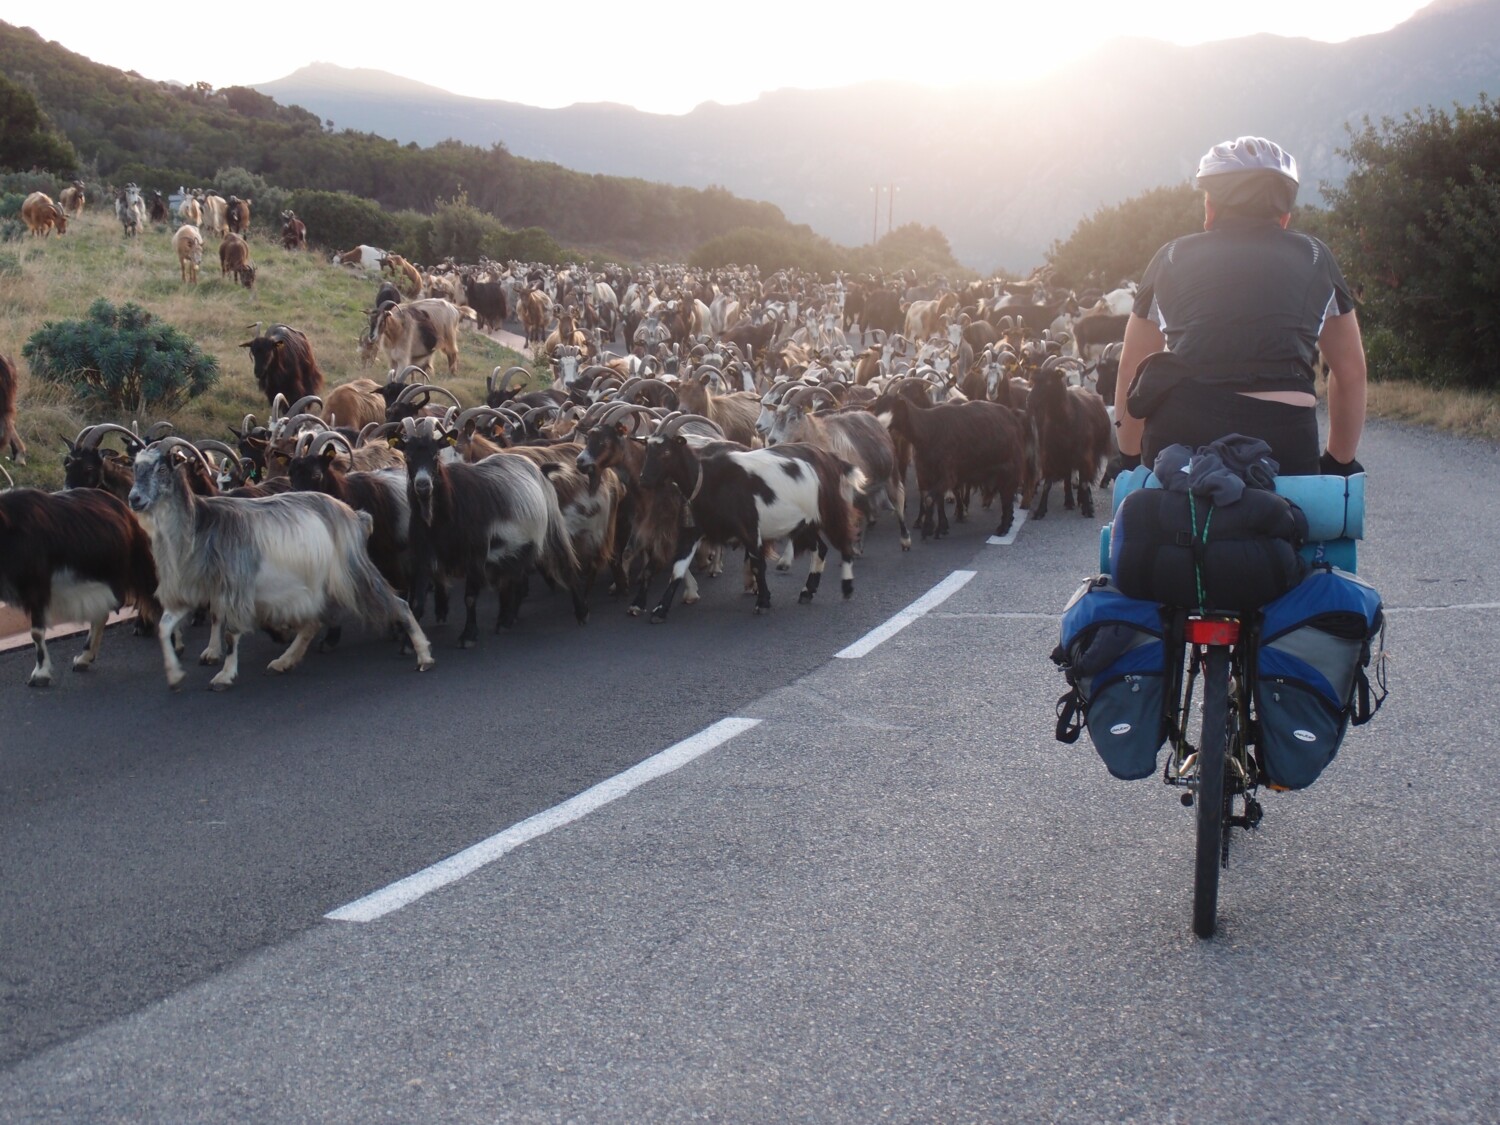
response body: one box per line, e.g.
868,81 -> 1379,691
1,211 -> 531,490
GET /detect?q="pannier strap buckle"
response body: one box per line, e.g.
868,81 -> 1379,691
1184,617 -> 1241,646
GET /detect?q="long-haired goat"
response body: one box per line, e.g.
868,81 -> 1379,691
128,438 -> 434,689
0,488 -> 160,686
766,385 -> 910,549
0,352 -> 25,464
389,417 -> 587,647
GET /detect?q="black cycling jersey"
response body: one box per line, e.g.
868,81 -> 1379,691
1132,216 -> 1356,395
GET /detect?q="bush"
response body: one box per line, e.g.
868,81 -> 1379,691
0,218 -> 25,242
0,192 -> 22,219
1322,96 -> 1500,388
212,165 -> 291,228
23,299 -> 218,413
285,189 -> 399,252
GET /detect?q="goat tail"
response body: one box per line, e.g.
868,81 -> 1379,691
335,509 -> 409,627
128,527 -> 164,630
539,475 -> 583,587
821,459 -> 866,557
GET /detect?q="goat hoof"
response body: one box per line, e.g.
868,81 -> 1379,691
776,562 -> 792,573
900,539 -> 912,551
71,658 -> 91,673
199,651 -> 220,666
842,580 -> 854,599
416,657 -> 436,672
753,604 -> 771,615
683,593 -> 700,605
458,638 -> 477,650
627,605 -> 643,617
649,612 -> 667,624
798,590 -> 814,604
209,679 -> 233,692
27,674 -> 52,688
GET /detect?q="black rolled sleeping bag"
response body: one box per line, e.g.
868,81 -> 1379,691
1109,487 -> 1308,613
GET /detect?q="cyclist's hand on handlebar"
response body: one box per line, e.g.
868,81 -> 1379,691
1319,450 -> 1364,477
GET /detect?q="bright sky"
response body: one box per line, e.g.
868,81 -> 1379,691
16,0 -> 1437,114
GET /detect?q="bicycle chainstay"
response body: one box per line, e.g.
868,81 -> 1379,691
1163,641 -> 1264,835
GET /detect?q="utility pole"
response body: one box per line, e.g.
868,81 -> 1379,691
888,183 -> 897,236
870,185 -> 881,245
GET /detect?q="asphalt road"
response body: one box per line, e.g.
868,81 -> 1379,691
1,416 -> 1497,1121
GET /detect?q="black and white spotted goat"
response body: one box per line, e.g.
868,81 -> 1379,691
638,412 -> 865,622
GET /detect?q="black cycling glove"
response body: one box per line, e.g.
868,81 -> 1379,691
1319,450 -> 1364,477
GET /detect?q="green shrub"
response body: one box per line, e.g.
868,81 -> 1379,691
0,251 -> 20,274
212,165 -> 291,228
286,189 -> 398,252
0,192 -> 22,219
1323,96 -> 1500,389
0,218 -> 25,242
24,299 -> 218,413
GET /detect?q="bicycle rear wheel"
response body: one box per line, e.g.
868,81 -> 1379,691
1192,645 -> 1230,938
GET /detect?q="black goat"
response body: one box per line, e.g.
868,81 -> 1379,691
391,417 -> 586,647
879,395 -> 1027,539
1027,356 -> 1112,519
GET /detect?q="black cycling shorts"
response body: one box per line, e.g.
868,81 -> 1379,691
1141,381 -> 1320,476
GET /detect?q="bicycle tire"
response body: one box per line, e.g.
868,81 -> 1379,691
1192,645 -> 1230,938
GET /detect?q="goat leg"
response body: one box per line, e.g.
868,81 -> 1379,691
71,618 -> 106,673
750,548 -> 772,614
799,538 -> 828,604
1033,480 -> 1052,519
1079,481 -> 1095,519
27,612 -> 53,688
209,630 -> 241,690
267,624 -> 319,676
158,607 -> 191,689
459,570 -> 482,647
650,534 -> 702,624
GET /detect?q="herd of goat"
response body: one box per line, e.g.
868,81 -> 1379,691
0,251 -> 1124,692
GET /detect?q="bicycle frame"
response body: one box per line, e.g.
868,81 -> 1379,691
1162,614 -> 1265,938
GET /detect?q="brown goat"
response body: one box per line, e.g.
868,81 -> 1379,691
0,352 -> 25,464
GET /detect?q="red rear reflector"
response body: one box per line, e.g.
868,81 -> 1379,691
1185,618 -> 1241,645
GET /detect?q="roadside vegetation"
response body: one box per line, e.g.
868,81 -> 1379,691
1046,96 -> 1500,441
0,210 -> 526,491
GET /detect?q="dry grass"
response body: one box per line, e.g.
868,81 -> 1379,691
1,211 -> 532,490
1365,379 -> 1500,443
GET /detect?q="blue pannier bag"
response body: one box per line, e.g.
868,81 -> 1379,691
1253,567 -> 1386,789
1052,577 -> 1172,780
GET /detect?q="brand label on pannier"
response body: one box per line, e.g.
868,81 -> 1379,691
1294,729 -> 1317,742
1110,723 -> 1132,735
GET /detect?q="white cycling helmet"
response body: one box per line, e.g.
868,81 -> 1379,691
1196,136 -> 1298,185
1195,136 -> 1299,213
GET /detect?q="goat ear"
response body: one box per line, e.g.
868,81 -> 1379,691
445,432 -> 458,447
322,445 -> 340,462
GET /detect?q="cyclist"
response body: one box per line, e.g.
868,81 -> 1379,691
1113,136 -> 1367,478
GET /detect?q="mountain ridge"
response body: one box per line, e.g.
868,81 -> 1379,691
256,1 -> 1500,270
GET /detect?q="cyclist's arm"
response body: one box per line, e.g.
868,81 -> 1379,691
1114,313 -> 1166,458
1319,309 -> 1367,463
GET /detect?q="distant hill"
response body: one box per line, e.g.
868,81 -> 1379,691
0,21 -> 804,263
257,0 -> 1500,271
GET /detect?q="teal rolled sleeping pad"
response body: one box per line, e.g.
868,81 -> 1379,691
1099,466 -> 1364,574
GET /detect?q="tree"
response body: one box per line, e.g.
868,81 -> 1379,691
1046,184 -> 1203,290
1322,96 -> 1500,387
0,72 -> 77,173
